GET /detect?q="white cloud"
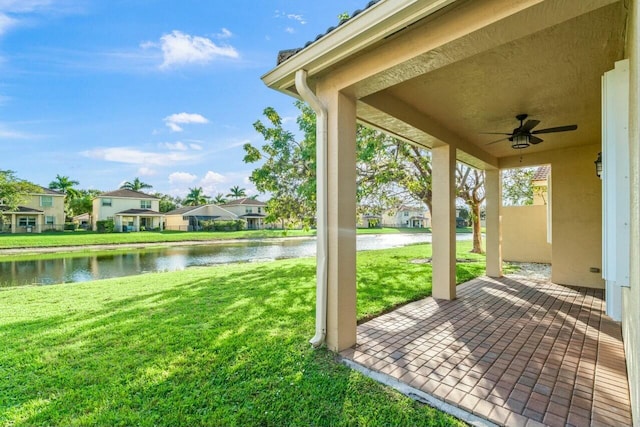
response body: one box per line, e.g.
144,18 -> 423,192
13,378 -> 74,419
287,14 -> 306,24
162,141 -> 188,151
163,112 -> 209,132
285,27 -> 295,34
82,147 -> 196,166
200,171 -> 227,195
0,13 -> 16,35
149,30 -> 239,69
189,143 -> 203,150
169,171 -> 197,185
215,28 -> 232,39
138,167 -> 156,176
0,123 -> 36,139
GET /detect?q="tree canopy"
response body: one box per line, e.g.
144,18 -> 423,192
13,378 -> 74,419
0,170 -> 40,212
183,187 -> 209,206
226,186 -> 247,200
120,177 -> 153,192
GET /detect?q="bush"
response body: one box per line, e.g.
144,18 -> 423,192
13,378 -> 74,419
64,222 -> 78,231
200,219 -> 246,232
96,219 -> 115,233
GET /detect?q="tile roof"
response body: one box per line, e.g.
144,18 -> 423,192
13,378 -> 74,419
36,187 -> 65,196
116,208 -> 163,215
221,197 -> 266,207
276,0 -> 382,65
99,189 -> 158,199
0,206 -> 44,213
164,206 -> 202,215
533,165 -> 551,181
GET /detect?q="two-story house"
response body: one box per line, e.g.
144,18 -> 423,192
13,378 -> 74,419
0,187 -> 66,233
92,189 -> 163,232
382,204 -> 430,228
220,198 -> 267,230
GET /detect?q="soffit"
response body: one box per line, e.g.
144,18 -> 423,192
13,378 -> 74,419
356,1 -> 626,162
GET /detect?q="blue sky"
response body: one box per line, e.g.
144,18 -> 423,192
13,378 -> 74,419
0,0 -> 364,198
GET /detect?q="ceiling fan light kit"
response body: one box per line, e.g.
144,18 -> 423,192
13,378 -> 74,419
484,114 -> 578,150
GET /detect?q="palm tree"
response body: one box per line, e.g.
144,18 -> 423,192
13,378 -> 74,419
212,193 -> 227,205
49,175 -> 81,220
226,185 -> 247,200
184,187 -> 209,206
49,175 -> 80,198
120,177 -> 153,192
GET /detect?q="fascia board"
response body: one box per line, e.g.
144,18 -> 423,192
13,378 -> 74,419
261,0 -> 458,93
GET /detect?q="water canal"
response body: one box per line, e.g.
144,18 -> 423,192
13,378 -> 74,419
0,233 -> 473,287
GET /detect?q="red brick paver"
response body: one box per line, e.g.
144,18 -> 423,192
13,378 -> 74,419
340,277 -> 632,427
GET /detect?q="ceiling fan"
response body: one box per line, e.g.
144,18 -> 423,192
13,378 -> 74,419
484,114 -> 578,149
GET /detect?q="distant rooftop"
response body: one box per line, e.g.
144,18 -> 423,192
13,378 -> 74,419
99,189 -> 158,199
533,165 -> 551,181
222,197 -> 266,207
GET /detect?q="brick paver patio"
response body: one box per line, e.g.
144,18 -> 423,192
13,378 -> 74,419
340,276 -> 632,427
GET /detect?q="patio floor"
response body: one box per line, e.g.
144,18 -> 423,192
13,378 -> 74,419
340,276 -> 632,427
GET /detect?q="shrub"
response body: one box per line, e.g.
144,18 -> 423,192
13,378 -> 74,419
96,219 -> 115,233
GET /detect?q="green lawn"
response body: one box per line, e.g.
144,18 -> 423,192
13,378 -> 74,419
0,243 -> 484,426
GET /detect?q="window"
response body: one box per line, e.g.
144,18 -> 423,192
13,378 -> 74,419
40,196 -> 53,207
102,198 -> 112,207
140,200 -> 151,209
18,217 -> 36,226
45,216 -> 55,225
258,207 -> 262,214
245,207 -> 253,214
403,211 -> 409,217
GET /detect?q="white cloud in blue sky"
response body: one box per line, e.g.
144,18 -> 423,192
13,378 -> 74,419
163,112 -> 209,132
142,30 -> 239,70
1,0 -> 366,197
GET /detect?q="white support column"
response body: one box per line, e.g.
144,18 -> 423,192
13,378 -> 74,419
431,144 -> 457,300
319,86 -> 357,352
135,216 -> 140,232
485,169 -> 503,277
10,214 -> 16,234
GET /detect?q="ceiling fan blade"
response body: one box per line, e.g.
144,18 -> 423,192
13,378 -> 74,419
486,137 -> 510,145
479,132 -> 512,135
532,124 -> 578,134
520,119 -> 540,133
529,135 -> 544,144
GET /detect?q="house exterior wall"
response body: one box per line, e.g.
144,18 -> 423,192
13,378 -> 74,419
165,205 -> 238,231
92,197 -> 160,230
29,193 -> 65,228
221,203 -> 265,217
501,205 -> 551,263
502,144 -> 603,288
623,1 -> 639,423
165,215 -> 188,231
382,207 -> 429,227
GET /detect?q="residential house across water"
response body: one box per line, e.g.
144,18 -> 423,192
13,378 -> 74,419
0,187 -> 65,233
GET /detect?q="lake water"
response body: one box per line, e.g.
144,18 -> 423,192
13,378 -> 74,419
0,233 -> 472,287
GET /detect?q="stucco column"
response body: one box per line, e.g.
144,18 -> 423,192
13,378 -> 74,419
431,144 -> 457,300
318,85 -> 357,352
485,169 -> 503,277
10,214 -> 16,234
135,216 -> 140,232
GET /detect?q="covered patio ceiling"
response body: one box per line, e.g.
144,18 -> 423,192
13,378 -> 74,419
268,0 -> 627,168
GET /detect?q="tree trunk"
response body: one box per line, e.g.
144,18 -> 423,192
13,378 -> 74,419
470,202 -> 484,254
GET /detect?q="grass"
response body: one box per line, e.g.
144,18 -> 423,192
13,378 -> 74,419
0,242 -> 485,426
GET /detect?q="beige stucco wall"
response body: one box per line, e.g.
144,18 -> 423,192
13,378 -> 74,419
28,194 -> 65,225
165,215 -> 188,230
550,144 -> 603,288
623,0 -> 639,423
501,144 -> 603,288
501,205 -> 551,263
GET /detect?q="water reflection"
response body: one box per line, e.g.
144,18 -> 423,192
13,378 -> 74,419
0,233 -> 472,287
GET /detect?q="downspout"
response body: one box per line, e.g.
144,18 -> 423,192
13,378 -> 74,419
295,69 -> 327,348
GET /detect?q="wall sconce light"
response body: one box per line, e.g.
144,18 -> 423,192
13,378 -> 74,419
595,152 -> 602,179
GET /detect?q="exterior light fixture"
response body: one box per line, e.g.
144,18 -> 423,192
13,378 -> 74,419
511,134 -> 530,149
595,151 -> 603,179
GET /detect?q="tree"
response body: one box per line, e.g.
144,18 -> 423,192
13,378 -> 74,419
0,170 -> 40,211
226,186 -> 247,200
212,193 -> 227,205
183,187 -> 209,206
68,189 -> 101,217
502,168 -> 535,206
153,192 -> 181,212
121,177 -> 153,192
48,174 -> 81,220
456,164 -> 485,254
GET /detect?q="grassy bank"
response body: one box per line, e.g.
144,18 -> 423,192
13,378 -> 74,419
0,228 -> 440,250
0,243 -> 484,426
